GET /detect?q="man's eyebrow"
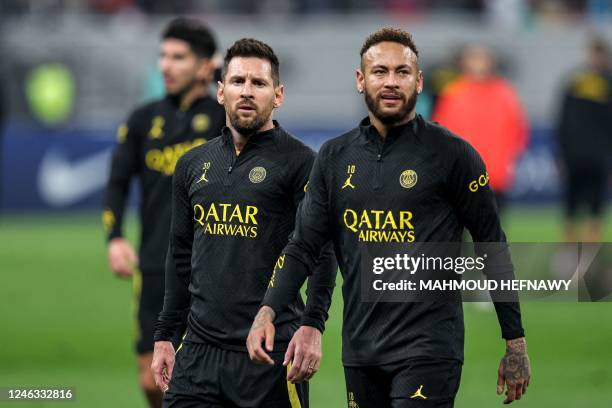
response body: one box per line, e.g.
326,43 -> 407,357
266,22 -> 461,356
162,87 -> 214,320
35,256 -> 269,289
250,76 -> 270,84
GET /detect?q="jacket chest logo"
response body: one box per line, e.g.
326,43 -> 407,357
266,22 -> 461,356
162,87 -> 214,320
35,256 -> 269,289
342,164 -> 356,190
197,162 -> 211,184
399,169 -> 418,189
249,166 -> 267,183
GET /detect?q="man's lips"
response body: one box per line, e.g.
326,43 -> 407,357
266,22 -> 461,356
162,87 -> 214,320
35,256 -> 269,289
237,104 -> 256,112
380,93 -> 402,100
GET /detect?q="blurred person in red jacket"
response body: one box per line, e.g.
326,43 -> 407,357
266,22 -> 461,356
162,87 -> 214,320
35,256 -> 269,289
433,45 -> 528,212
556,37 -> 612,242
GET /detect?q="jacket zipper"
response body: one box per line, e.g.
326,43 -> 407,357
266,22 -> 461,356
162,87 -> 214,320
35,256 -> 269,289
224,147 -> 238,186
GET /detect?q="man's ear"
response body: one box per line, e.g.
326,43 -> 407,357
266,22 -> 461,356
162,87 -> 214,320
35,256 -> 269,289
417,70 -> 424,94
356,69 -> 365,94
196,58 -> 215,83
217,81 -> 224,105
273,84 -> 284,108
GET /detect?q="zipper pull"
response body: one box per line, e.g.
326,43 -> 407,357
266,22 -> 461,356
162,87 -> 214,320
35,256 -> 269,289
377,153 -> 382,162
228,165 -> 233,173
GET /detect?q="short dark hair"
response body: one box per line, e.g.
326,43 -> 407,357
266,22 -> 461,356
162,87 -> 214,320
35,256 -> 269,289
360,27 -> 419,61
162,17 -> 216,58
222,38 -> 280,86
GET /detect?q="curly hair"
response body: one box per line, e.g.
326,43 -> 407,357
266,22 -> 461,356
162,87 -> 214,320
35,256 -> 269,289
360,27 -> 419,61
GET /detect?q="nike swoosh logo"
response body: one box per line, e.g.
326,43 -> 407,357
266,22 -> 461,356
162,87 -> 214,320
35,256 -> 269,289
37,148 -> 112,207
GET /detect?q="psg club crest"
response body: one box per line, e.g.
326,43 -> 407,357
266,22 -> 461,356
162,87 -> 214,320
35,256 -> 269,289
399,169 -> 418,189
249,166 -> 267,183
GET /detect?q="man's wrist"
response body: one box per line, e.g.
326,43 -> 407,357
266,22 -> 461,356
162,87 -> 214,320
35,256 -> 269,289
506,337 -> 527,352
107,233 -> 123,243
300,316 -> 325,333
153,340 -> 174,351
258,305 -> 276,322
298,324 -> 322,334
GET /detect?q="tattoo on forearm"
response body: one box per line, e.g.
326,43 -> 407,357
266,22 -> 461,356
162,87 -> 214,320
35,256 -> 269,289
252,307 -> 276,331
502,338 -> 531,383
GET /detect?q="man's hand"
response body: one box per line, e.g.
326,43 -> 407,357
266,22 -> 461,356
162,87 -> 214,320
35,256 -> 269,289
246,306 -> 276,365
107,237 -> 138,278
284,326 -> 322,384
151,341 -> 175,392
497,337 -> 531,404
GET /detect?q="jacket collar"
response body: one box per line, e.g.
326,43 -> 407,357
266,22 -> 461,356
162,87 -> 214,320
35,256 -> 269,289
358,114 -> 420,145
221,120 -> 281,148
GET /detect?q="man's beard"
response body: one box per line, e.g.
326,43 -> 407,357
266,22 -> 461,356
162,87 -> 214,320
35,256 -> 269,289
365,88 -> 418,125
228,102 -> 272,136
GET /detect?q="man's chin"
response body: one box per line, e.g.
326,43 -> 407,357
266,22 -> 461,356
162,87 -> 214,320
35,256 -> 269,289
374,110 -> 407,125
231,118 -> 262,135
165,84 -> 190,98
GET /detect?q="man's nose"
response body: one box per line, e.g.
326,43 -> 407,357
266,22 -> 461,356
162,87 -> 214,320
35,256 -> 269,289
240,81 -> 254,98
159,58 -> 171,75
383,72 -> 400,88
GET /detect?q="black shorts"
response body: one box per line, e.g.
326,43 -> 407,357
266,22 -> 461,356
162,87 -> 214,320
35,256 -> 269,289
134,270 -> 181,354
565,164 -> 608,218
164,341 -> 308,408
344,359 -> 462,408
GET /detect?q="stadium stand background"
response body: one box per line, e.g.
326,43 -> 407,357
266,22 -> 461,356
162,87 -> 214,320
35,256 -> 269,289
1,0 -> 611,210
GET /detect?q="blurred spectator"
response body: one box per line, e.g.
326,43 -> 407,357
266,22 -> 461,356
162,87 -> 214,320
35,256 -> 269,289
555,36 -> 611,242
88,0 -> 135,14
432,45 -> 528,212
531,0 -> 587,22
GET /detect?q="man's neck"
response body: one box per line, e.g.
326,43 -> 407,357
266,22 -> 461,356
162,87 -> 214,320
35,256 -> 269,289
228,118 -> 275,152
369,110 -> 415,140
176,83 -> 208,111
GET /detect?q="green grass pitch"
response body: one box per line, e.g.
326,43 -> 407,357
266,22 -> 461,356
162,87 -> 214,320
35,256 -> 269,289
0,206 -> 611,407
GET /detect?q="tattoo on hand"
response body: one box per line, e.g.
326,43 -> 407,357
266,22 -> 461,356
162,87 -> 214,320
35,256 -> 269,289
502,338 -> 531,384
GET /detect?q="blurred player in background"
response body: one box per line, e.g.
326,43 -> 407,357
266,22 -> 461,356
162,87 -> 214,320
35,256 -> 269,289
249,28 -> 531,407
556,36 -> 612,242
433,44 -> 528,212
152,38 -> 336,408
102,18 -> 225,408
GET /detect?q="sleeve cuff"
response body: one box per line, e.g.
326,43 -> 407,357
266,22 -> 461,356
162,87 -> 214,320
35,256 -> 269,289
502,329 -> 525,340
300,315 -> 325,333
107,230 -> 123,242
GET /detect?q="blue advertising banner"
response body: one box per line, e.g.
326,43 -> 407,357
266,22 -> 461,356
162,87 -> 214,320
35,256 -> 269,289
0,123 -> 593,211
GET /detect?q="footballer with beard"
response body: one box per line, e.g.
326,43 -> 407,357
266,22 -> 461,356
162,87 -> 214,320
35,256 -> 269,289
248,28 -> 531,407
151,38 -> 336,408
